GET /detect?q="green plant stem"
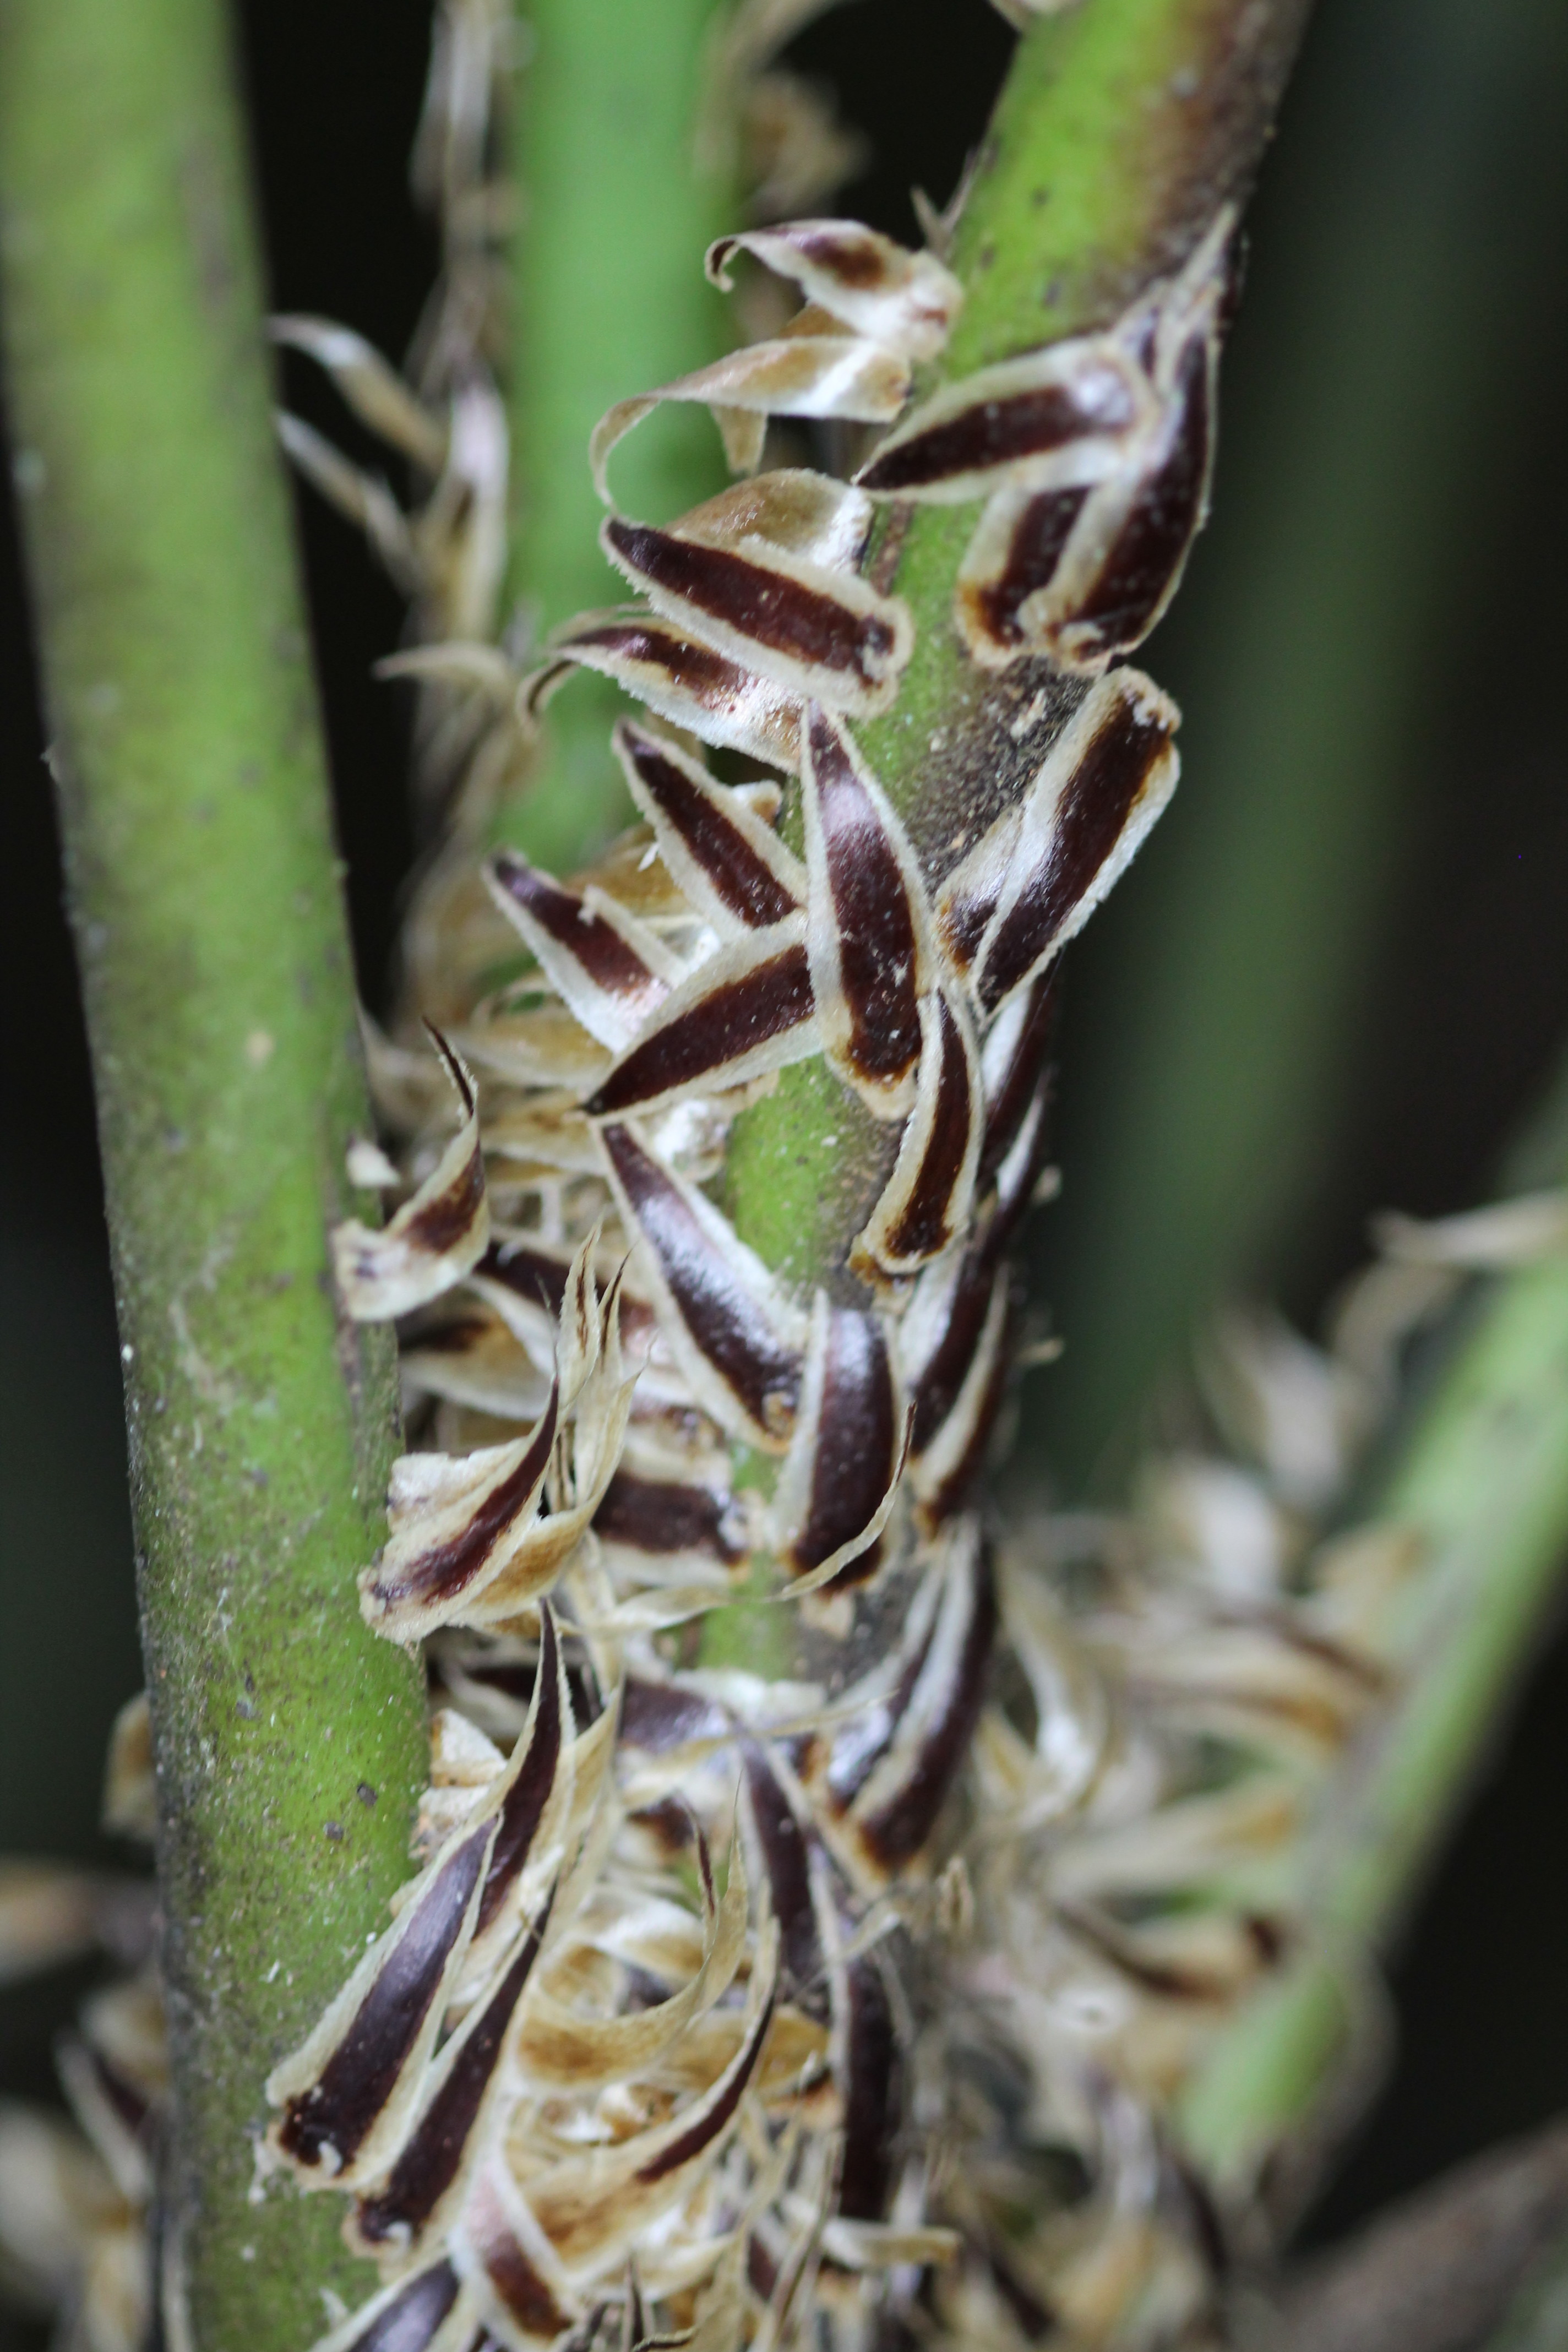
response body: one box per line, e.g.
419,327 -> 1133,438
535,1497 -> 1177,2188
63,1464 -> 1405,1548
502,0 -> 735,871
0,3 -> 428,2346
1180,1137 -> 1568,2189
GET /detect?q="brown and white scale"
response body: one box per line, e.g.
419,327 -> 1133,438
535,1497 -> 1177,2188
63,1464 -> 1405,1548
0,10 -> 1429,2352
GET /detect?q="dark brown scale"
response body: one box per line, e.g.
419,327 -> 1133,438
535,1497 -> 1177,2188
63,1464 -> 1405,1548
856,364 -> 1139,496
276,1821 -> 493,2170
837,1956 -> 898,2220
809,709 -> 922,1088
1065,338 -> 1211,659
475,1609 -> 563,1935
601,1124 -> 802,1437
619,724 -> 797,927
545,621 -> 802,763
594,1470 -> 747,1564
825,1611 -> 937,1812
938,870 -> 1000,976
344,2263 -> 462,2352
879,999 -> 973,1262
405,1139 -> 486,1256
474,1238 -> 570,1317
355,1901 -> 552,2245
791,227 -> 884,286
489,851 -> 665,1006
787,1307 -> 897,1579
366,1387 -> 558,1613
971,486 -> 1087,650
634,1986 -> 776,2184
910,1259 -> 998,1457
978,696 -> 1174,1012
917,1295 -> 1015,1529
858,1541 -> 998,1870
744,1745 -> 822,2004
470,2186 -> 574,2338
627,1795 -> 700,1855
584,943 -> 814,1118
620,1678 -> 731,1752
747,2234 -> 780,2303
605,519 -> 896,692
978,971 -> 1059,1193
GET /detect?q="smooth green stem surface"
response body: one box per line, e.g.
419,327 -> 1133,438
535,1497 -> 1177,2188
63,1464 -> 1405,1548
503,0 -> 734,870
0,3 -> 427,2345
1181,1200 -> 1568,2188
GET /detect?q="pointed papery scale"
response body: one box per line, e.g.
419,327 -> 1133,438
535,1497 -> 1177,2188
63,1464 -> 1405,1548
802,705 -> 934,1121
854,335 -> 1156,505
977,969 -> 1059,1194
956,327 -> 1216,676
333,1028 -> 489,1321
589,334 -> 911,508
590,219 -> 959,508
456,2159 -> 580,2345
582,920 -> 818,1123
600,473 -> 911,722
908,1269 -> 1013,1534
484,850 -> 680,1053
269,1612 -> 571,2197
593,1467 -> 752,1577
350,1896 -> 553,2260
525,612 -> 804,774
303,2260 -> 472,2352
937,668 -> 1180,1015
1041,322 -> 1217,674
852,989 -> 983,1284
266,1817 -> 496,2188
358,1385 -> 559,1645
843,1524 -> 998,1882
774,1294 -> 908,1597
612,720 -> 804,938
705,221 -> 963,364
598,1121 -> 805,1450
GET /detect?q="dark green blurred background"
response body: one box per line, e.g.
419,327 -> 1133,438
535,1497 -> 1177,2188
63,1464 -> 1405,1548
2,1 -> 1565,2331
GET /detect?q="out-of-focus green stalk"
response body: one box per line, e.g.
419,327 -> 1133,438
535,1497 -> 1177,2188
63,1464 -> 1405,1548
1037,0 -> 1568,1493
1181,1124 -> 1568,2187
0,2 -> 428,2345
502,0 -> 735,871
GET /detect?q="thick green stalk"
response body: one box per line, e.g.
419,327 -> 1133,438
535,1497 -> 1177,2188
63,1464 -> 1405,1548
1180,1126 -> 1568,2189
503,0 -> 735,871
0,3 -> 427,2346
